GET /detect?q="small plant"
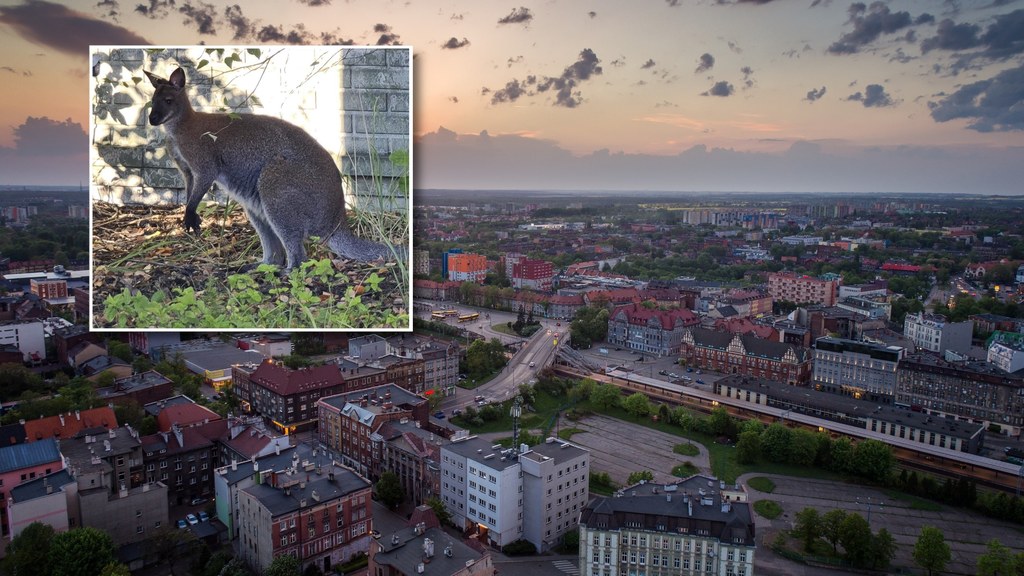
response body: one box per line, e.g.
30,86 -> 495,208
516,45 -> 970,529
753,499 -> 783,520
672,462 -> 699,477
673,443 -> 699,457
748,476 -> 777,493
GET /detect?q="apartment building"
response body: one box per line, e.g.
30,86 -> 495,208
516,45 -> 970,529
446,253 -> 488,283
767,272 -> 838,307
0,439 -> 64,537
578,476 -> 755,576
607,304 -> 699,357
903,312 -> 972,355
812,337 -> 905,402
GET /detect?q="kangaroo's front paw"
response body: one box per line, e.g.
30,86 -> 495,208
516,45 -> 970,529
183,211 -> 202,234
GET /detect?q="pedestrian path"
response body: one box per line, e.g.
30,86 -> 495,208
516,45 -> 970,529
551,559 -> 579,575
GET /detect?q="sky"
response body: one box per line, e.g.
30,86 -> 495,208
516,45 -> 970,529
0,0 -> 1022,193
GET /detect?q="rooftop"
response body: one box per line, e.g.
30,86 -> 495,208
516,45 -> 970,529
443,436 -> 522,472
0,437 -> 62,474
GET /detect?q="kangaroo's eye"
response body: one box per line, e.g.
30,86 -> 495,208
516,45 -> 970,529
164,98 -> 174,104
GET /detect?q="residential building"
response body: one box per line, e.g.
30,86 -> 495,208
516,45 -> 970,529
607,304 -> 700,357
680,328 -> 812,384
387,334 -> 461,397
0,320 -> 45,362
440,436 -> 590,551
235,455 -> 372,574
95,370 -> 175,407
62,427 -> 169,545
903,312 -> 972,355
379,419 -> 443,507
767,272 -> 838,307
317,384 -> 430,480
447,253 -> 488,283
812,337 -> 905,402
369,506 -> 494,576
578,475 -> 756,576
22,406 -> 118,443
140,419 -> 227,505
511,258 -> 554,292
30,278 -> 67,299
895,354 -> 1024,436
988,334 -> 1024,374
0,439 -> 64,537
413,249 -> 430,276
6,469 -> 77,538
248,359 -> 347,434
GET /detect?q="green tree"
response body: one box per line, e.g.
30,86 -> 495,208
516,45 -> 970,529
760,423 -> 792,463
264,553 -> 301,576
106,339 -> 133,363
788,428 -> 818,467
821,508 -> 847,554
828,437 -> 854,474
627,470 -> 654,485
376,471 -> 404,510
590,383 -> 621,410
426,497 -> 452,527
707,406 -> 737,439
736,430 -> 761,465
3,521 -> 55,576
870,528 -> 898,571
838,512 -> 873,568
977,539 -> 1018,576
50,527 -> 116,576
622,393 -> 652,419
853,439 -> 895,483
792,507 -> 820,552
569,306 -> 609,349
99,562 -> 132,576
913,526 -> 951,576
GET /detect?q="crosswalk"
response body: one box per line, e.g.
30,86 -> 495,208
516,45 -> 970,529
552,560 -> 580,575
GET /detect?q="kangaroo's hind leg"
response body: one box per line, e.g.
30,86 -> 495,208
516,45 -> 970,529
243,205 -> 286,267
256,157 -> 311,271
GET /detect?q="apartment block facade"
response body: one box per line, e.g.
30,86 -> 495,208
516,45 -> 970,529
812,337 -> 905,402
607,304 -> 700,357
767,272 -> 838,307
903,312 -> 973,355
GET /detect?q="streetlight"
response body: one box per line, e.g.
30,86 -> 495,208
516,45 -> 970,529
856,496 -> 882,524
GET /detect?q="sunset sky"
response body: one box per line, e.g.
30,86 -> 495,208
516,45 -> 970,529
1,0 -> 1022,193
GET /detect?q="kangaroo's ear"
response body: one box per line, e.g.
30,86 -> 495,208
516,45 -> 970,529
144,70 -> 165,88
169,67 -> 187,89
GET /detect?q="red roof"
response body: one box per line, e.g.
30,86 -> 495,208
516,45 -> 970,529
155,403 -> 222,432
881,262 -> 921,272
23,407 -> 118,441
251,360 -> 344,397
612,303 -> 699,328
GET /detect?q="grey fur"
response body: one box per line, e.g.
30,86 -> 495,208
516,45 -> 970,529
144,67 -> 400,270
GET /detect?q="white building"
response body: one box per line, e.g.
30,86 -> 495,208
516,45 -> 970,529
988,337 -> 1024,374
813,337 -> 905,402
441,436 -> 590,551
903,312 -> 972,355
578,476 -> 755,576
0,320 -> 45,362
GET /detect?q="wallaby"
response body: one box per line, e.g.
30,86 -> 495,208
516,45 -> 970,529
144,67 -> 401,270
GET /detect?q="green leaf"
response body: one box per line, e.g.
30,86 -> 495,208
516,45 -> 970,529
131,76 -> 142,85
197,59 -> 209,70
247,48 -> 261,58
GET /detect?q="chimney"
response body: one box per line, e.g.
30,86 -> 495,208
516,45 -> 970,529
75,410 -> 80,421
231,459 -> 237,471
58,414 -> 64,427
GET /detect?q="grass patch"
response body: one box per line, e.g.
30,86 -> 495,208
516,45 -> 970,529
491,323 -> 517,336
454,390 -> 567,435
748,476 -> 776,493
885,490 -> 944,512
558,427 -> 583,440
672,462 -> 699,477
753,499 -> 783,520
673,443 -> 699,457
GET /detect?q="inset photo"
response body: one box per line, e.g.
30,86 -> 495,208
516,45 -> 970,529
89,46 -> 410,330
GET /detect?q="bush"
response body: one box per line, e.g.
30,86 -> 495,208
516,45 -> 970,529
753,499 -> 783,520
673,443 -> 699,457
503,539 -> 537,556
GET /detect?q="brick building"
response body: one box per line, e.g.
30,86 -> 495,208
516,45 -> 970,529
680,328 -> 812,384
607,304 -> 700,357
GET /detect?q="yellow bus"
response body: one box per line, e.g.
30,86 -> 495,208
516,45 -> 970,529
431,311 -> 447,320
457,313 -> 480,323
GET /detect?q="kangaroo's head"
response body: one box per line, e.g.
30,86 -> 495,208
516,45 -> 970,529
144,67 -> 190,127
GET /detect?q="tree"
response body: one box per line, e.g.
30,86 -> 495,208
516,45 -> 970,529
736,430 -> 761,465
622,393 -> 652,419
838,513 -> 872,568
426,497 -> 452,527
3,521 -> 55,576
376,471 -> 404,510
590,383 -> 621,410
707,406 -> 737,439
870,528 -> 898,571
264,554 -> 301,576
853,439 -> 895,483
792,507 -> 820,552
828,437 -> 854,474
977,539 -> 1018,576
820,509 -> 847,555
627,470 -> 654,485
50,527 -> 117,576
914,526 -> 951,576
99,562 -> 132,576
759,423 -> 792,463
788,428 -> 818,467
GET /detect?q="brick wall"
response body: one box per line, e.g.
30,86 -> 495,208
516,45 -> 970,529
90,46 -> 409,215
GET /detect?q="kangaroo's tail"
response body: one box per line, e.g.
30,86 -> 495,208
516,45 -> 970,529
327,229 -> 403,262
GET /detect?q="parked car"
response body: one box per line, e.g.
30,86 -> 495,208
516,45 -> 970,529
695,379 -> 705,385
186,513 -> 199,526
658,370 -> 668,376
177,519 -> 187,529
433,411 -> 446,419
686,367 -> 693,373
452,409 -> 462,417
190,497 -> 208,506
198,511 -> 209,522
528,361 -> 536,368
474,395 -> 485,402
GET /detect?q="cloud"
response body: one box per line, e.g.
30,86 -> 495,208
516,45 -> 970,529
296,0 -> 329,5
0,116 -> 88,185
702,81 -> 734,97
695,52 -> 715,73
96,0 -> 119,19
448,96 -> 459,104
846,83 -> 895,107
442,37 -> 470,50
827,3 -> 931,54
373,23 -> 401,45
641,59 -> 656,69
740,66 -> 754,88
497,6 -> 532,25
805,86 -> 827,102
178,1 -> 217,35
921,18 -> 981,52
0,66 -> 32,77
588,11 -> 597,18
134,0 -> 173,19
929,63 -> 1024,131
489,48 -> 602,108
0,0 -> 149,55
665,0 -> 681,6
224,4 -> 253,40
507,55 -> 523,67
11,116 -> 85,156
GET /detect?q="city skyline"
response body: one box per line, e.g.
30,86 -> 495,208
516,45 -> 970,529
0,0 -> 1022,192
